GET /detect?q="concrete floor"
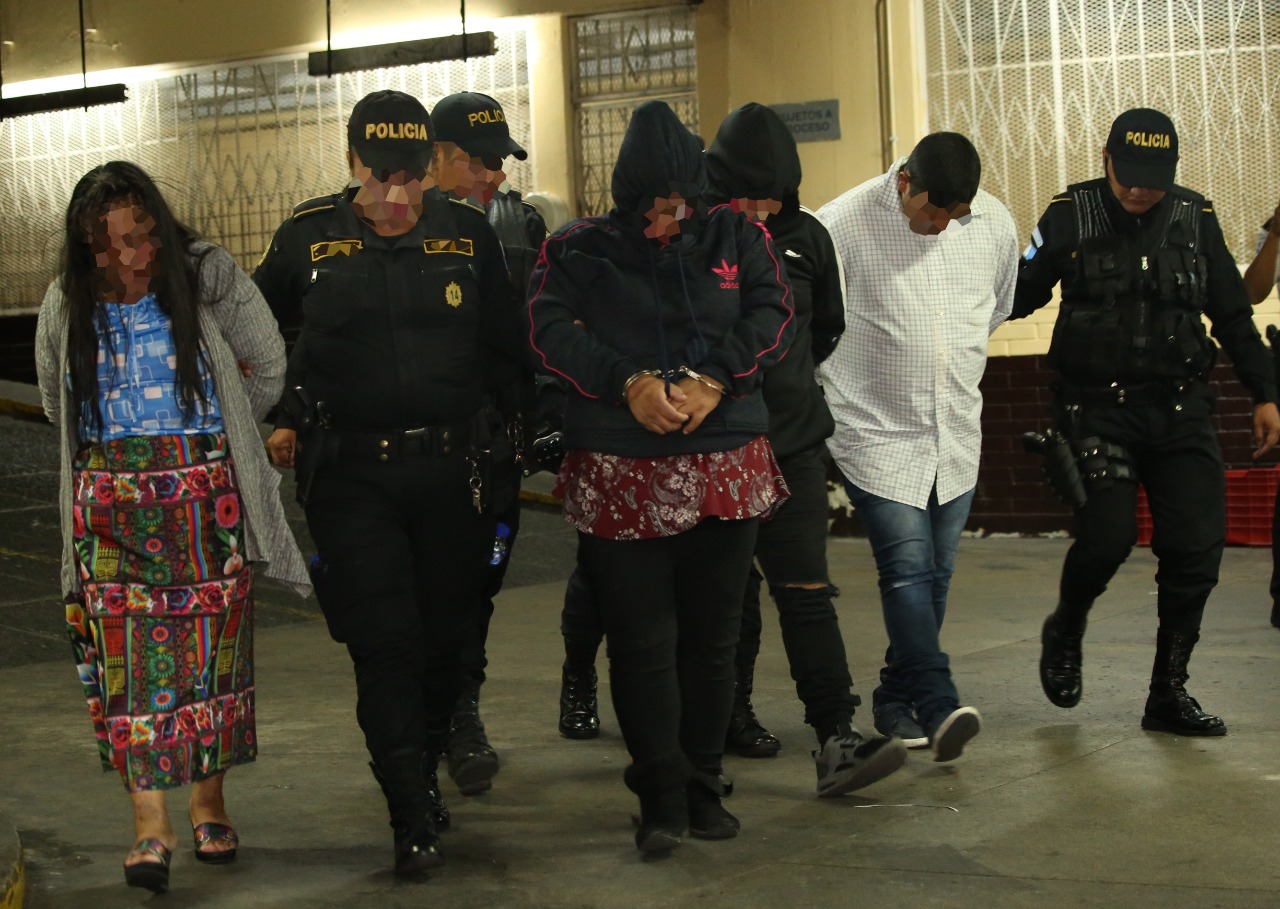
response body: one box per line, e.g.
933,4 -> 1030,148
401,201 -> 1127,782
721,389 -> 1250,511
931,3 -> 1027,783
3,403 -> 1280,908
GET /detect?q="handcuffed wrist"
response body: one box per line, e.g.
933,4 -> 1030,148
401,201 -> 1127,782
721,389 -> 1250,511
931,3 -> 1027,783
623,369 -> 663,399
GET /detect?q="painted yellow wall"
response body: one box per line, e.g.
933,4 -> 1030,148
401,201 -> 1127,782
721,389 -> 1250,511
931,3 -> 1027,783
697,0 -> 885,212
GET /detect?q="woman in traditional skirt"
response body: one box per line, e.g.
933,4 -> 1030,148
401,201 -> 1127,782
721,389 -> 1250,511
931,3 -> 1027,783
35,161 -> 310,893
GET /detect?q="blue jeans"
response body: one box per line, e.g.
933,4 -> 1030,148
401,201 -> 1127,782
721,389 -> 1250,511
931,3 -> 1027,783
843,479 -> 975,735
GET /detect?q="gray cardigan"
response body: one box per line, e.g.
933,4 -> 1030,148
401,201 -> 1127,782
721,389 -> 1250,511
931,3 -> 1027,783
35,242 -> 312,597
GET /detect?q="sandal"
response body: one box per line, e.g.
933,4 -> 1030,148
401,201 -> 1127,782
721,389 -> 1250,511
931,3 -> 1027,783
124,838 -> 172,893
192,821 -> 239,864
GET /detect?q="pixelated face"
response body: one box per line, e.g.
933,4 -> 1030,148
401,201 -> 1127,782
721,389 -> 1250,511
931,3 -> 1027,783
897,171 -> 972,235
435,142 -> 506,206
1104,152 -> 1166,216
731,197 -> 782,223
643,192 -> 692,244
88,202 -> 160,292
349,150 -> 431,225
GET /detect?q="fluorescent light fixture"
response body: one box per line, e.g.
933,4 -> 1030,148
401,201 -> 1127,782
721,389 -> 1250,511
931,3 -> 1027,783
0,83 -> 127,118
308,31 -> 496,77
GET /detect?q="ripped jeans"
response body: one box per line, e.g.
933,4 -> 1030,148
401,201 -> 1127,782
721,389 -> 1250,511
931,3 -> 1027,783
842,479 -> 975,736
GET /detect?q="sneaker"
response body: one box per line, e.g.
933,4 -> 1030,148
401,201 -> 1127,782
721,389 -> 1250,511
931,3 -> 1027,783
873,704 -> 929,749
813,726 -> 907,797
930,706 -> 981,763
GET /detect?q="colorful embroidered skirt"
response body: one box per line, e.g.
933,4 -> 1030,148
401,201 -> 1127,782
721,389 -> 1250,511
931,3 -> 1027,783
66,432 -> 256,792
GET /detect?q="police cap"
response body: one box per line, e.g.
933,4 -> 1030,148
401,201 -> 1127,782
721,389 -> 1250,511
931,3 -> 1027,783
348,90 -> 435,173
1106,108 -> 1178,192
431,92 -> 528,161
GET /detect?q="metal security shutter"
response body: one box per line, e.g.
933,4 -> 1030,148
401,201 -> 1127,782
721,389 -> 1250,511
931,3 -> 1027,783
921,0 -> 1280,261
0,27 -> 531,315
570,7 -> 698,218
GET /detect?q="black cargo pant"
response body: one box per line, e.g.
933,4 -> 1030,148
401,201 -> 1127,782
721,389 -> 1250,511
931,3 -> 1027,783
1054,383 -> 1225,634
305,451 -> 491,762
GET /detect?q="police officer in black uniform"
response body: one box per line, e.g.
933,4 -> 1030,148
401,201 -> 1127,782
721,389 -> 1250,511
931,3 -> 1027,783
427,90 -> 551,797
1013,108 -> 1280,736
254,90 -> 525,876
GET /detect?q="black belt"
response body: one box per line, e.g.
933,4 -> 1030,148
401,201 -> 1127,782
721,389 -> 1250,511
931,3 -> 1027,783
1056,380 -> 1194,407
324,420 -> 470,463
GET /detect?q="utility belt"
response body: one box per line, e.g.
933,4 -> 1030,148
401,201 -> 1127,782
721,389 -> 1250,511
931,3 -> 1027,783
287,386 -> 516,513
320,421 -> 471,463
1054,378 -> 1197,408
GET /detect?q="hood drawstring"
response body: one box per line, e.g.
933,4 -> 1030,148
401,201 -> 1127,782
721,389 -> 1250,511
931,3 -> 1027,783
647,246 -> 672,394
647,245 -> 711,395
675,247 -> 709,365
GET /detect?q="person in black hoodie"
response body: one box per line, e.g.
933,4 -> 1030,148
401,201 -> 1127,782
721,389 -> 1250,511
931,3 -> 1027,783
705,102 -> 910,789
527,100 -> 792,852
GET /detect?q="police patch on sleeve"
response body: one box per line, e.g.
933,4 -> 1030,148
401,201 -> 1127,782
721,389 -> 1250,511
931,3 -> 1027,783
1022,225 -> 1044,261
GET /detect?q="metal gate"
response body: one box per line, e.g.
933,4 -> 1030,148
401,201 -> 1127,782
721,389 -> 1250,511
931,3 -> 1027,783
921,0 -> 1280,260
0,28 -> 531,315
570,6 -> 699,218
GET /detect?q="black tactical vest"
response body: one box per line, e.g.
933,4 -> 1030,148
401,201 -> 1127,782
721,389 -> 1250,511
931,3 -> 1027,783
1050,181 -> 1215,385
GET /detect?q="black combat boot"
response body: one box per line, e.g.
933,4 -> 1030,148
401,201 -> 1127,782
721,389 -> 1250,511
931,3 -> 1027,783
559,633 -> 601,739
623,754 -> 690,854
685,756 -> 739,840
1039,609 -> 1087,708
725,660 -> 781,757
424,763 -> 451,832
446,677 -> 499,795
1140,629 -> 1226,736
369,749 -> 444,876
559,665 -> 600,739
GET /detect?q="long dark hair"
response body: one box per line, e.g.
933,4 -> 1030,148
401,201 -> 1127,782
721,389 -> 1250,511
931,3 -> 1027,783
60,161 -> 213,440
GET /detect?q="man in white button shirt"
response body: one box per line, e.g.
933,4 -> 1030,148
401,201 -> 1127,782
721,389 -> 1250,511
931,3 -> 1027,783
817,132 -> 1019,762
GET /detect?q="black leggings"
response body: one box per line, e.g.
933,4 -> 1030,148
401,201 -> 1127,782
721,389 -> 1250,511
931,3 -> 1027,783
576,518 -> 759,763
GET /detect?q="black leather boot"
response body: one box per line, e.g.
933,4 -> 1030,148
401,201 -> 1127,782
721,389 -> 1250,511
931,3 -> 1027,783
1039,610 -> 1087,708
623,754 -> 690,853
725,661 -> 781,757
369,749 -> 444,876
446,678 -> 499,795
559,665 -> 600,739
686,758 -> 739,840
1271,599 -> 1280,629
424,764 -> 451,832
1141,629 -> 1226,736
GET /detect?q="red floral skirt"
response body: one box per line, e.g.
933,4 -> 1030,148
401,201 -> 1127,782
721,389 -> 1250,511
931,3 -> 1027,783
67,432 -> 255,792
557,435 -> 789,540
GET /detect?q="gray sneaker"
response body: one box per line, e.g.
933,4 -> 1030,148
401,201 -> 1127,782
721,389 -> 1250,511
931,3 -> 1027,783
930,706 -> 981,763
873,704 -> 930,749
813,726 -> 907,797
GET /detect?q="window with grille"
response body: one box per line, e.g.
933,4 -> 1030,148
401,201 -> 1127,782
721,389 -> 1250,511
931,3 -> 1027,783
921,0 -> 1280,262
0,28 -> 531,315
570,7 -> 699,218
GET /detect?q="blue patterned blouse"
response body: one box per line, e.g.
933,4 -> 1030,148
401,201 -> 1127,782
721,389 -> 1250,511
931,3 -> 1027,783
78,293 -> 224,441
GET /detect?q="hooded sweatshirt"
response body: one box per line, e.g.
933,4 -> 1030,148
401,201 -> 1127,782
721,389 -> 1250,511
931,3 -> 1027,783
706,102 -> 846,458
526,100 -> 795,457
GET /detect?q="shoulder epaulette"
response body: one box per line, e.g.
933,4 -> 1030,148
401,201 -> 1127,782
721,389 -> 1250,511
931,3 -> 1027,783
448,196 -> 486,215
1168,184 -> 1207,206
291,193 -> 339,219
1049,194 -> 1072,204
